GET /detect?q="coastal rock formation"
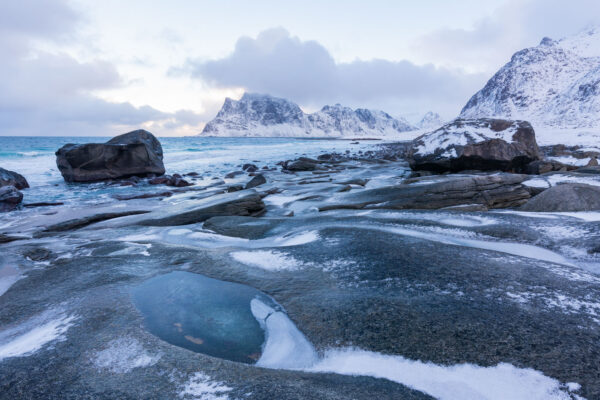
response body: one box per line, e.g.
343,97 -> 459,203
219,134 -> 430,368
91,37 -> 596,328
137,191 -> 266,226
201,93 -> 415,138
0,185 -> 23,212
520,183 -> 600,211
0,167 -> 29,190
460,28 -> 600,129
55,130 -> 165,182
321,174 -> 531,211
408,119 -> 541,172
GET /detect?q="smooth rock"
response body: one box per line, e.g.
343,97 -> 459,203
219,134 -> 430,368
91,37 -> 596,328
0,167 -> 29,189
520,183 -> 600,212
137,191 -> 266,226
525,160 -> 576,175
245,174 -> 267,189
321,174 -> 531,211
0,186 -> 23,212
55,130 -> 165,182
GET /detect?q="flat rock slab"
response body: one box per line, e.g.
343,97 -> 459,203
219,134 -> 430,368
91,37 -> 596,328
137,191 -> 266,226
321,174 -> 531,211
521,183 -> 600,212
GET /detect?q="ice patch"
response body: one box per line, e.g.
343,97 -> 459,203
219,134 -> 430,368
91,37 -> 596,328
168,228 -> 193,236
92,337 -> 160,373
108,242 -> 151,257
535,225 -> 589,240
231,250 -> 304,271
264,194 -> 305,207
251,299 -> 318,369
273,230 -> 319,246
523,178 -> 551,188
0,311 -> 76,361
307,348 -> 582,400
0,265 -> 22,297
179,372 -> 232,400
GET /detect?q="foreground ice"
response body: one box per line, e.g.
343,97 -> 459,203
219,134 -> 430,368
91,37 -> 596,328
179,372 -> 232,400
307,349 -> 582,400
251,298 -> 318,369
0,310 -> 76,361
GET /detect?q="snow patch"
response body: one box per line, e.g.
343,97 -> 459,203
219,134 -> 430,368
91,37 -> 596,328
307,348 -> 582,400
231,250 -> 304,271
251,299 -> 318,369
179,372 -> 232,400
92,337 -> 160,373
0,311 -> 76,361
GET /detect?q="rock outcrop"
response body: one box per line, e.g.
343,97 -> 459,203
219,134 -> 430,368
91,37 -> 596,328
56,130 -> 165,182
520,183 -> 600,212
408,119 -> 541,172
0,186 -> 23,212
0,167 -> 29,190
320,174 -> 531,211
137,191 -> 266,226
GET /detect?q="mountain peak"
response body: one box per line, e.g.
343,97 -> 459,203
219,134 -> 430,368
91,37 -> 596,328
460,29 -> 600,130
201,93 -> 415,137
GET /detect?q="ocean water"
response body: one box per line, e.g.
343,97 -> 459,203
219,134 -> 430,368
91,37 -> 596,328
0,136 -> 372,206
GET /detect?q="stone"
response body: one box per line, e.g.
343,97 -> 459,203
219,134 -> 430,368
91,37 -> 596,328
137,192 -> 266,226
284,157 -> 320,172
225,171 -> 245,179
245,174 -> 266,189
55,129 -> 165,182
408,119 -> 541,172
320,174 -> 531,211
525,160 -> 576,175
0,167 -> 29,189
520,183 -> 600,212
0,186 -> 23,212
588,157 -> 599,167
227,185 -> 244,193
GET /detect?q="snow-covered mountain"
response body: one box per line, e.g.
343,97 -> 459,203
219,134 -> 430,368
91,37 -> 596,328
416,112 -> 444,130
460,27 -> 600,129
201,93 -> 416,138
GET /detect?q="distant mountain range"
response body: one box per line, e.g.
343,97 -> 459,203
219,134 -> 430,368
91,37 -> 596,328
201,93 -> 438,138
460,27 -> 600,130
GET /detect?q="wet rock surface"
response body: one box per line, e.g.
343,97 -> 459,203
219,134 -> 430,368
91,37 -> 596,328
55,130 -> 166,182
1,147 -> 599,399
0,168 -> 29,190
521,183 -> 600,211
0,186 -> 23,212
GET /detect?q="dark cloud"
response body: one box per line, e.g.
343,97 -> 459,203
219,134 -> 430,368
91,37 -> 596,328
183,28 -> 486,117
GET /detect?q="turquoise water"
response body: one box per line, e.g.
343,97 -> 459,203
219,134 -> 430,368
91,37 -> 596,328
0,136 -> 372,205
131,271 -> 274,364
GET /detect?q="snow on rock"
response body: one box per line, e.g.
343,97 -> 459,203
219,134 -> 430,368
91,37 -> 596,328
460,27 -> 600,131
179,372 -> 232,400
201,93 -> 416,138
0,310 -> 76,361
408,118 -> 541,172
92,337 -> 160,373
307,348 -> 584,400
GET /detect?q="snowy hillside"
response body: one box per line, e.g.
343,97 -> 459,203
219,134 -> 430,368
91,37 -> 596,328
201,93 -> 416,138
416,112 -> 445,130
460,27 -> 600,130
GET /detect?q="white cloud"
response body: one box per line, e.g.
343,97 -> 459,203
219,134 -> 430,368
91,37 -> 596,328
0,0 -> 205,136
183,28 -> 486,118
412,0 -> 600,74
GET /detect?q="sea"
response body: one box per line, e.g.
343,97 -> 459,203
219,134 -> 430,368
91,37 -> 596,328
0,136 -> 374,206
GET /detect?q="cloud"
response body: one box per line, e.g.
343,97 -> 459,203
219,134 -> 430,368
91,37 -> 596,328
0,0 -> 204,136
182,28 -> 486,118
412,0 -> 600,73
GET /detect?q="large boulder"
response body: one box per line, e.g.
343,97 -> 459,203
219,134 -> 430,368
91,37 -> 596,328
408,119 -> 541,172
0,167 -> 29,189
520,183 -> 600,212
55,130 -> 165,182
0,186 -> 23,212
320,174 -> 531,211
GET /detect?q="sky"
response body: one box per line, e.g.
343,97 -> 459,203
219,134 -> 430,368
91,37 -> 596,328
1,0 -> 599,136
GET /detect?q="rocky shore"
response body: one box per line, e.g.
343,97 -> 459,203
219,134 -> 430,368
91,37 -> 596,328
1,123 -> 599,399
